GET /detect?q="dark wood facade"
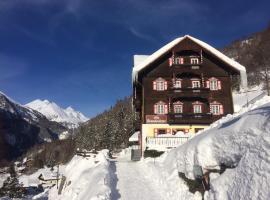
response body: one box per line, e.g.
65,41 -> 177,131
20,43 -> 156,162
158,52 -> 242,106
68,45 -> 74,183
133,37 -> 240,129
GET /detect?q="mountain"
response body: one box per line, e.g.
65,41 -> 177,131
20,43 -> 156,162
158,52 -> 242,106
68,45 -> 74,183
0,92 -> 68,162
222,24 -> 270,86
25,99 -> 88,129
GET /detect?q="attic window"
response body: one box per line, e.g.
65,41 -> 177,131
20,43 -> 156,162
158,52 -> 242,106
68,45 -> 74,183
190,58 -> 199,64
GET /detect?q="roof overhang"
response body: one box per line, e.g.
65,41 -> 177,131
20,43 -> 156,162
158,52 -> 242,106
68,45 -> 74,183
132,35 -> 247,90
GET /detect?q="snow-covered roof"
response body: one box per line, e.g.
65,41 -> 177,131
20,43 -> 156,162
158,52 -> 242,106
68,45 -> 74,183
132,35 -> 247,89
129,131 -> 140,142
39,171 -> 58,180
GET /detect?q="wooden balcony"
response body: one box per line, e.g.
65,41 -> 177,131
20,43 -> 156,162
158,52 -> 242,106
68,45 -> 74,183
169,87 -> 210,98
146,136 -> 190,149
168,113 -> 213,124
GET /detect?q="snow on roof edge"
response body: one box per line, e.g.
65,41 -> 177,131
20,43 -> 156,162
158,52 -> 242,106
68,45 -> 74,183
132,35 -> 247,89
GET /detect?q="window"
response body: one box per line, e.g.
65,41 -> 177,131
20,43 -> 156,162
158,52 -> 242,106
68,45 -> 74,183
192,80 -> 201,88
174,79 -> 182,88
174,57 -> 184,64
206,78 -> 221,91
192,101 -> 203,113
154,101 -> 168,114
153,78 -> 167,91
193,105 -> 202,113
190,58 -> 199,64
173,101 -> 183,113
210,102 -> 224,115
154,128 -> 171,136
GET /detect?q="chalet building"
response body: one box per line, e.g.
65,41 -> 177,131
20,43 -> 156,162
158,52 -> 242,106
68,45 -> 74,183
132,35 -> 247,154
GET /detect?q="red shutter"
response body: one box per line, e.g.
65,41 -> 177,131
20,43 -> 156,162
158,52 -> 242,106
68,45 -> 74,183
154,104 -> 158,114
164,104 -> 168,114
180,57 -> 184,64
164,81 -> 168,90
220,105 -> 224,115
218,80 -> 222,90
206,81 -> 210,88
169,58 -> 173,66
153,81 -> 157,90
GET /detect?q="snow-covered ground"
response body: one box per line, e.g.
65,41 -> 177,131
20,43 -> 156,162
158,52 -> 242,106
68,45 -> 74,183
35,150 -> 112,200
232,85 -> 266,112
26,99 -> 88,128
160,96 -> 270,200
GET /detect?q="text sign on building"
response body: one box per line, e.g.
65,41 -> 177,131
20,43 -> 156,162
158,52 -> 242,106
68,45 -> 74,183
146,115 -> 167,124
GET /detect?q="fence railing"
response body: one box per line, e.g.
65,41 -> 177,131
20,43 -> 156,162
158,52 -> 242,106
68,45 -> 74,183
146,137 -> 190,148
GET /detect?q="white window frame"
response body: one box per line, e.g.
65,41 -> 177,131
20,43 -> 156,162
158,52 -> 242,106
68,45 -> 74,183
209,79 -> 218,90
210,102 -> 223,115
192,80 -> 201,88
193,104 -> 202,113
174,104 -> 183,113
153,78 -> 167,91
190,57 -> 199,64
156,81 -> 165,91
154,101 -> 168,115
174,79 -> 182,88
157,104 -> 165,114
174,57 -> 184,64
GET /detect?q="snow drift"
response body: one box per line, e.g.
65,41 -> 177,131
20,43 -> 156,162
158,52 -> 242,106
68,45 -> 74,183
46,150 -> 112,200
164,96 -> 270,200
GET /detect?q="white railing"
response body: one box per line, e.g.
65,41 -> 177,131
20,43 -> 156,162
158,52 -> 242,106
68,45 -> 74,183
146,137 -> 190,148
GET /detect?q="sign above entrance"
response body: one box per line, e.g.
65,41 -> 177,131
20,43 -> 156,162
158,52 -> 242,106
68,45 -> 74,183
146,115 -> 167,124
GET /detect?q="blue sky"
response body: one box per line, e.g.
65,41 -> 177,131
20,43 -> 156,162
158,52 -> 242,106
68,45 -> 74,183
0,0 -> 269,117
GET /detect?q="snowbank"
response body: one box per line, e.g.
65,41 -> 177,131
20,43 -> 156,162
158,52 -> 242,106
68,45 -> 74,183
46,150 -> 111,200
164,96 -> 270,200
141,156 -> 202,200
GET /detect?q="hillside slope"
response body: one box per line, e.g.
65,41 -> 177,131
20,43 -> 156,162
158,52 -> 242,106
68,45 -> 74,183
222,25 -> 270,86
0,92 -> 68,162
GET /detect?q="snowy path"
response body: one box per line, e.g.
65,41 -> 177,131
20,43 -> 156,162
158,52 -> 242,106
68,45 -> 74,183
111,160 -> 165,200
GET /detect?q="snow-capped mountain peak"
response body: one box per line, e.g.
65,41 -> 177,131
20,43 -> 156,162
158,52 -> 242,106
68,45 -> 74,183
25,99 -> 88,128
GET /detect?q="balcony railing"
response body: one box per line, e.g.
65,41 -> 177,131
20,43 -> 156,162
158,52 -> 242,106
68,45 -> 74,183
146,136 -> 190,148
169,87 -> 210,97
168,113 -> 213,124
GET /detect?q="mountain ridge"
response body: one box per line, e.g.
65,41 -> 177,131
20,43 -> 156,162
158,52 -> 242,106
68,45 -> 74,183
26,99 -> 88,129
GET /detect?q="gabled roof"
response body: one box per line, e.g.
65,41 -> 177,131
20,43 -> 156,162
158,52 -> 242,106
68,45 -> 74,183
132,35 -> 247,89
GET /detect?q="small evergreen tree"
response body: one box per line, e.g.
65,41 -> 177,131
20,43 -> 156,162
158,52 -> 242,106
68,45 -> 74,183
0,164 -> 26,198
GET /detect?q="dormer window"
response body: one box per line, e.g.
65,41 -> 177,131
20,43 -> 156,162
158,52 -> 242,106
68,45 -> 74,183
153,78 -> 167,91
154,101 -> 168,114
190,57 -> 199,64
206,77 -> 221,91
210,101 -> 224,115
192,101 -> 203,113
173,101 -> 183,113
